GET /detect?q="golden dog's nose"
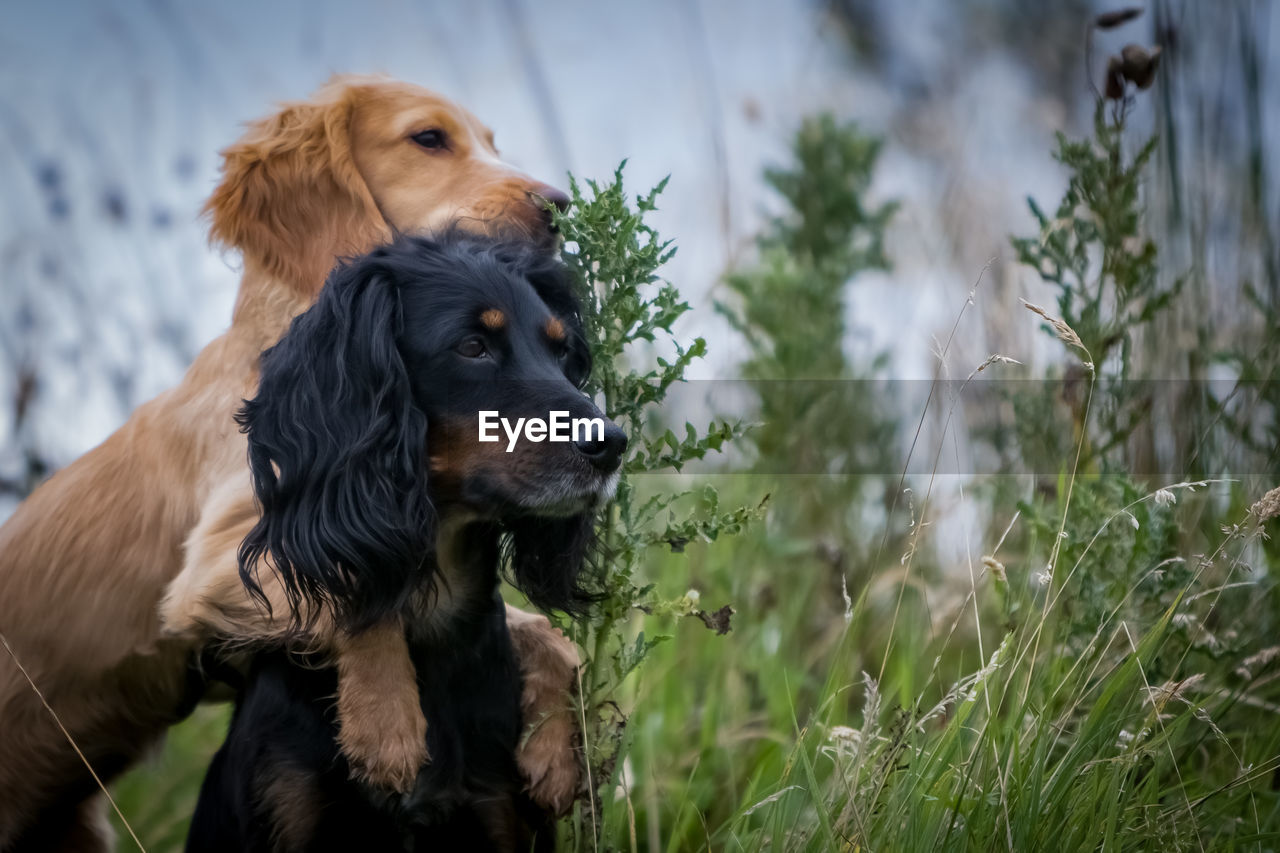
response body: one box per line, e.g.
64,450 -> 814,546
527,182 -> 570,213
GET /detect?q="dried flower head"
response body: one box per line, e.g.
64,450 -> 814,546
1119,44 -> 1162,90
982,555 -> 1007,583
975,354 -> 1022,373
1251,486 -> 1280,522
1236,646 -> 1280,681
1021,299 -> 1090,360
1144,673 -> 1205,709
827,725 -> 863,746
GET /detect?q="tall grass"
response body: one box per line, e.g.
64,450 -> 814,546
560,39 -> 1280,849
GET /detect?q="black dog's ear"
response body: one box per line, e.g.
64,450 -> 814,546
236,256 -> 433,631
504,512 -> 598,615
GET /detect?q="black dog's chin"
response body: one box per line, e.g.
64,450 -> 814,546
517,493 -> 598,519
460,469 -> 619,520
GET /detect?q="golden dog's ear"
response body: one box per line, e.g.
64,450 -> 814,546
205,84 -> 390,297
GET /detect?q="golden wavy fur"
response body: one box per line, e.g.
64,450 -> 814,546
0,75 -> 579,852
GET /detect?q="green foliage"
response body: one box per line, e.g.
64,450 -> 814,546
757,113 -> 895,277
601,106 -> 1280,851
1018,473 -> 1184,651
593,114 -> 908,850
720,114 -> 895,385
1011,101 -> 1182,471
718,474 -> 1280,852
547,165 -> 757,843
1012,102 -> 1171,374
712,115 -> 906,696
718,114 -> 899,543
721,95 -> 1280,850
109,706 -> 228,849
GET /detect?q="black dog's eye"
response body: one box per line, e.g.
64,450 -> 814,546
456,337 -> 489,359
411,129 -> 447,150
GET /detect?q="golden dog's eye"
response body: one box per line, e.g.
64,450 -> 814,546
457,337 -> 488,359
411,129 -> 447,150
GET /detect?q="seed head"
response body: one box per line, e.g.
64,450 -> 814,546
1251,486 -> 1280,522
1120,44 -> 1162,90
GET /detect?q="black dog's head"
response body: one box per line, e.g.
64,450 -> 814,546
236,232 -> 624,630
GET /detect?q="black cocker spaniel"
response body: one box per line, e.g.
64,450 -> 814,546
186,233 -> 625,852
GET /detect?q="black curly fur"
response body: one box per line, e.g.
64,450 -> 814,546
192,232 -> 627,852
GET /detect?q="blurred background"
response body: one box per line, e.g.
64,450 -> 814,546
7,0 -> 1273,497
3,0 -> 1279,849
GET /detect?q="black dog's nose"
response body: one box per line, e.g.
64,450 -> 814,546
575,423 -> 627,473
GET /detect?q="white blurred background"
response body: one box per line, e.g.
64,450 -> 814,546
2,0 -> 1276,517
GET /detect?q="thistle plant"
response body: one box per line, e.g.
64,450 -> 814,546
547,165 -> 756,841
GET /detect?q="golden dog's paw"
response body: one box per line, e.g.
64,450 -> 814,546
518,710 -> 581,816
337,685 -> 429,793
333,618 -> 428,792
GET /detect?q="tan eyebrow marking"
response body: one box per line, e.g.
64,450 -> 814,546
545,316 -> 566,342
480,309 -> 506,330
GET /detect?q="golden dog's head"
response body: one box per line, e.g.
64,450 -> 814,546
206,74 -> 567,297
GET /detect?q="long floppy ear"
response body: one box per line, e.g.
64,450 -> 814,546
205,78 -> 391,298
504,513 -> 598,615
236,255 -> 433,630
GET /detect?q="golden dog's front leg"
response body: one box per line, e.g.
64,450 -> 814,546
160,476 -> 294,644
161,478 -> 430,794
335,620 -> 429,793
506,605 -> 582,815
